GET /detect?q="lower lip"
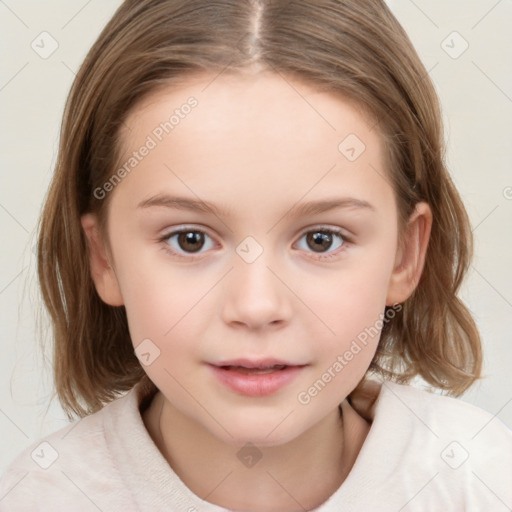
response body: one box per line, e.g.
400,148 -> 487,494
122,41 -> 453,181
208,364 -> 305,397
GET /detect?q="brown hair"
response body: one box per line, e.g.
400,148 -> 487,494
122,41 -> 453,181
36,0 -> 482,419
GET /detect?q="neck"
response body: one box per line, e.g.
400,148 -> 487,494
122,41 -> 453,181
143,392 -> 371,511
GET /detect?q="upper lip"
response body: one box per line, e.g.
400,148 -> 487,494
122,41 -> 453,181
210,358 -> 306,369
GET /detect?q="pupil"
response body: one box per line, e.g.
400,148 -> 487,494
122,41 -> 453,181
179,232 -> 204,252
308,231 -> 332,252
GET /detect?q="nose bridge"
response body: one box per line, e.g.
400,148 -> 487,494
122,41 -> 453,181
222,234 -> 291,327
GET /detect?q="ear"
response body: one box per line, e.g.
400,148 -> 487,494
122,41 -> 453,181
386,202 -> 432,306
81,213 -> 124,306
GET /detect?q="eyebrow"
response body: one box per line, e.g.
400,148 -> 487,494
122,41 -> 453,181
137,194 -> 376,218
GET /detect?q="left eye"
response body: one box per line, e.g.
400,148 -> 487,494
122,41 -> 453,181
295,228 -> 346,255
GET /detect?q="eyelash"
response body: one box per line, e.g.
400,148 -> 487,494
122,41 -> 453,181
158,225 -> 352,261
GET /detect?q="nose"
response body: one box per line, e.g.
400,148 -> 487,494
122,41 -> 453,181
221,249 -> 292,331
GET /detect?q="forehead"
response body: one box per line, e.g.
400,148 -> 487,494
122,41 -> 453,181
122,71 -> 379,142
112,71 -> 392,216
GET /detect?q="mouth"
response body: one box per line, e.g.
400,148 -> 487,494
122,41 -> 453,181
208,359 -> 308,396
219,364 -> 289,375
211,358 -> 306,372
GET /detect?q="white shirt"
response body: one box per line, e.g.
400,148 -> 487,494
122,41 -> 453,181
0,380 -> 511,511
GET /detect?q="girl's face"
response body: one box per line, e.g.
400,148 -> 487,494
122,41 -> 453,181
83,71 -> 430,446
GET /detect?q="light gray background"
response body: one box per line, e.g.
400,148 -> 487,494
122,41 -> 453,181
1,0 -> 511,474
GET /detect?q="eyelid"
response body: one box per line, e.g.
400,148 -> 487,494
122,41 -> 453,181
296,223 -> 352,240
159,224 -> 215,239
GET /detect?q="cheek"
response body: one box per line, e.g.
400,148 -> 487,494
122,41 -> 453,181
119,266 -> 207,395
112,241 -> 202,351
296,264 -> 393,407
123,276 -> 200,347
304,251 -> 394,341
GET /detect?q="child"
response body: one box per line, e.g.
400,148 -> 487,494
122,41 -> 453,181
1,0 -> 511,510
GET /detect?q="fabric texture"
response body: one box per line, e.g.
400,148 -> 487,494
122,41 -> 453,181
1,380 -> 511,511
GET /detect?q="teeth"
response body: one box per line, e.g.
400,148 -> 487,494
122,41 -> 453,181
225,365 -> 287,374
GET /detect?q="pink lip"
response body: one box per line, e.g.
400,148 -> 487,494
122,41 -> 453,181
208,359 -> 307,397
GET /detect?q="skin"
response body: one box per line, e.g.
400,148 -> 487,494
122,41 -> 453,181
82,70 -> 432,511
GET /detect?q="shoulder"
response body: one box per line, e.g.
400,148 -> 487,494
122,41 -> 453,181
371,381 -> 512,508
0,389 -> 137,511
381,380 -> 512,443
